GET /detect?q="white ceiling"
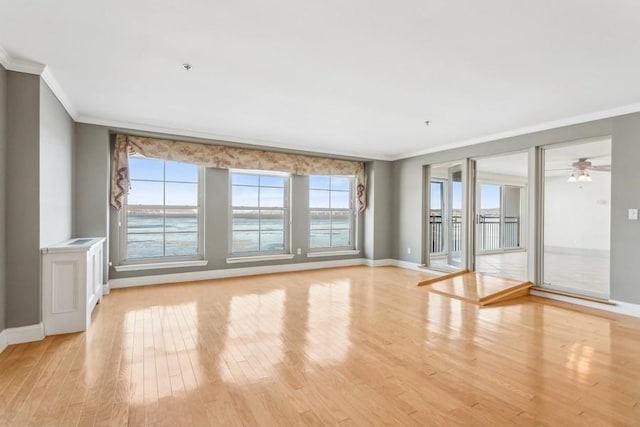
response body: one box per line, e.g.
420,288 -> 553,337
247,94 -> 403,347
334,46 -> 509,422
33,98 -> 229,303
1,1 -> 639,160
476,152 -> 528,177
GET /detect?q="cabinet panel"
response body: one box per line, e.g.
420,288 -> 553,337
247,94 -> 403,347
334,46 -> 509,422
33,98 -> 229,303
51,260 -> 79,313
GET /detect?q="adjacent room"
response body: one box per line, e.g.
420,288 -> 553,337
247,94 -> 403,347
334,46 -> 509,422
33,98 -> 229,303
1,2 -> 640,426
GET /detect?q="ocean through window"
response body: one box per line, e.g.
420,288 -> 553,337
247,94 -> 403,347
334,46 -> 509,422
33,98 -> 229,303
122,155 -> 202,261
309,175 -> 355,250
230,171 -> 290,254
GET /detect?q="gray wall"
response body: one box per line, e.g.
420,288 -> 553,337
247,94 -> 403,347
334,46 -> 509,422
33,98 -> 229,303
75,123 -> 110,280
6,72 -> 41,327
610,114 -> 640,303
3,72 -> 74,328
363,160 -> 392,260
0,65 -> 6,331
40,80 -> 74,247
391,114 -> 640,304
74,124 -> 369,280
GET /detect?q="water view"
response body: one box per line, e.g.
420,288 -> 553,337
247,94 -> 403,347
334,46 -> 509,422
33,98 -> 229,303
127,212 -> 352,259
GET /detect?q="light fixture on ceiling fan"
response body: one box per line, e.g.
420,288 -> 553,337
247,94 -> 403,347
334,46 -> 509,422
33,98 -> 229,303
567,169 -> 591,182
565,157 -> 611,183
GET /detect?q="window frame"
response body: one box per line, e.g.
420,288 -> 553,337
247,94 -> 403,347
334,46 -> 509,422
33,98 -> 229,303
308,175 -> 356,252
228,169 -> 291,257
118,155 -> 205,265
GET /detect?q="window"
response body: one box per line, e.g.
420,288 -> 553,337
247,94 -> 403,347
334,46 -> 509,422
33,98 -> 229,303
121,156 -> 202,261
230,171 -> 289,254
309,175 -> 355,250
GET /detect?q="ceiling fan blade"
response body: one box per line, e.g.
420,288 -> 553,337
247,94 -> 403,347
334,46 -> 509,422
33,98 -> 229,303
585,154 -> 611,160
590,165 -> 612,171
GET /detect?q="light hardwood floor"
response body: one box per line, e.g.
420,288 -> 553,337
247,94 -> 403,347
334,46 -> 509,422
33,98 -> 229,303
0,266 -> 639,426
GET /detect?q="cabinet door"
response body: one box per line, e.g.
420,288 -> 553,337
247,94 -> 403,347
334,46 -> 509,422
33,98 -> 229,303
43,253 -> 86,334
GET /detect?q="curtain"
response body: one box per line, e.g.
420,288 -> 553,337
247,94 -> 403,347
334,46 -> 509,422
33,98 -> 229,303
111,134 -> 367,212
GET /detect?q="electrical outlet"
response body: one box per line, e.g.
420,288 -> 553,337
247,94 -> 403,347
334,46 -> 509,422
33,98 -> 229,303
297,248 -> 301,255
407,247 -> 411,254
629,209 -> 638,220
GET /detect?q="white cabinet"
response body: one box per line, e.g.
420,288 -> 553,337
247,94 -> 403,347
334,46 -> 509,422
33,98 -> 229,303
42,237 -> 105,335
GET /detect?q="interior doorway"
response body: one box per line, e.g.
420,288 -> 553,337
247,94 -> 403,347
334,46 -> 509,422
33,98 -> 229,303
473,152 -> 529,281
542,138 -> 611,299
426,161 -> 467,272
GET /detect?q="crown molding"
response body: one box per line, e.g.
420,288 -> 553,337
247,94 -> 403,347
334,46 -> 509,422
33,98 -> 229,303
75,114 -> 387,161
0,45 -> 9,69
391,102 -> 640,161
0,44 -> 77,119
0,46 -> 45,75
7,57 -> 46,75
41,67 -> 78,118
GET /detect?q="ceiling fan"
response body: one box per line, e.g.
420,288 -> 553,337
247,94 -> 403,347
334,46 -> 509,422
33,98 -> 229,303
547,156 -> 611,182
565,157 -> 611,182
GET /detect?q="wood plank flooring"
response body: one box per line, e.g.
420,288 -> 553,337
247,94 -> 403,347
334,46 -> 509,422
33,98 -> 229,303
423,272 -> 532,306
0,266 -> 639,426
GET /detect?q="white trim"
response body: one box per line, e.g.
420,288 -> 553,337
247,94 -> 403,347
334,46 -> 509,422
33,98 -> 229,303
0,46 -> 78,119
0,323 -> 46,353
530,290 -> 640,318
110,258 -> 364,288
226,254 -> 295,264
76,114 -> 383,160
307,250 -> 360,258
6,323 -> 45,346
114,259 -> 208,272
0,45 -> 10,69
362,258 -> 394,267
391,104 -> 640,161
5,57 -> 46,75
103,284 -> 111,295
41,67 -> 78,118
390,259 -> 448,276
0,329 -> 7,354
390,259 -> 426,271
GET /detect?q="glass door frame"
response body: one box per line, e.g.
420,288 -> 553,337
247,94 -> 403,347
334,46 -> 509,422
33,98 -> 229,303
469,150 -> 533,280
538,138 -> 612,299
424,160 -> 473,272
447,165 -> 463,267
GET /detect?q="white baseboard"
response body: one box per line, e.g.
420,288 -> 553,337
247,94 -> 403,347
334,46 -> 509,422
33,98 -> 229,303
103,283 -> 110,295
390,259 -> 426,271
530,290 -> 640,318
0,329 -> 7,353
362,258 -> 395,267
109,257 -> 444,289
0,323 -> 45,351
110,258 -> 365,289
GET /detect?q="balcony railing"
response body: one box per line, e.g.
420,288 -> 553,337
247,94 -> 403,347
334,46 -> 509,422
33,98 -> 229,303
429,215 -> 462,254
429,214 -> 520,253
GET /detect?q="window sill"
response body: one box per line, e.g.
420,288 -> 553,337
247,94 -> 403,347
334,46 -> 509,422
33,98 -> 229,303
226,254 -> 295,264
307,249 -> 360,258
114,259 -> 208,272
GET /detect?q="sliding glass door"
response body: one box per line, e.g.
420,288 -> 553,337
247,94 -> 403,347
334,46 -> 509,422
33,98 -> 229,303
473,152 -> 529,281
427,162 -> 466,272
542,139 -> 611,298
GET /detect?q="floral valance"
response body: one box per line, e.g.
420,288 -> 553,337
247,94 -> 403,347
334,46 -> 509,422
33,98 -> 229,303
110,134 -> 367,212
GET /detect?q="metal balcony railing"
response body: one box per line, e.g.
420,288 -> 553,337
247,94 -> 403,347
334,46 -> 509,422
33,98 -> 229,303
429,215 -> 461,254
429,215 -> 520,253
